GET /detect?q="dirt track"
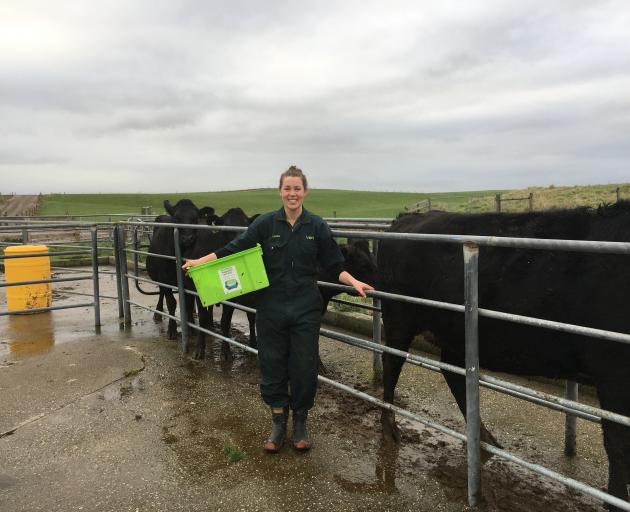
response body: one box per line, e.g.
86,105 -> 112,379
0,195 -> 40,217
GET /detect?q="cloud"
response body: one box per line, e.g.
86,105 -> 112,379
1,0 -> 629,193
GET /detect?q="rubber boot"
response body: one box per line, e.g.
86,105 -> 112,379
292,409 -> 312,452
263,407 -> 288,453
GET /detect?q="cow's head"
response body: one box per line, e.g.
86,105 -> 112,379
341,238 -> 377,285
214,208 -> 253,243
199,206 -> 220,225
164,199 -> 200,247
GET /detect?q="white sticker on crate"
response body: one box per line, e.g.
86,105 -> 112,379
218,265 -> 241,294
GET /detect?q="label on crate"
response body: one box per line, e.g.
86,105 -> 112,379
218,265 -> 241,294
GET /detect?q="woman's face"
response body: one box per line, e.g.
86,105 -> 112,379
280,176 -> 307,213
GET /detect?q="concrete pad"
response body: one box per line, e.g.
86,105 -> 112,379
0,265 -> 611,512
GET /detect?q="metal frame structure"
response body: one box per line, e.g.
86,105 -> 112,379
2,217 -> 629,510
0,223 -> 103,329
113,219 -> 630,511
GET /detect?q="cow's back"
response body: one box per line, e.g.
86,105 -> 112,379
378,205 -> 630,380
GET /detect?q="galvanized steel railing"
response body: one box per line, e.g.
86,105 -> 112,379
0,224 -> 102,329
111,219 -> 630,511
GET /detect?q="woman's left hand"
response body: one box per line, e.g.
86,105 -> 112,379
350,279 -> 375,298
338,270 -> 375,298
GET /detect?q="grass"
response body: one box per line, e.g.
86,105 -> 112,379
330,293 -> 374,316
223,443 -> 247,463
37,182 -> 630,219
38,188 -> 509,218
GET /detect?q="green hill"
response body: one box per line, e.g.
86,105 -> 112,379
37,183 -> 630,218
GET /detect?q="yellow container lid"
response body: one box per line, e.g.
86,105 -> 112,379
4,245 -> 49,254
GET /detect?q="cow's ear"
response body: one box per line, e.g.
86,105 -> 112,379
164,200 -> 174,215
199,206 -> 215,217
206,214 -> 220,225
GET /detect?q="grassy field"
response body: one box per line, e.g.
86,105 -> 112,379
39,188 -> 509,217
37,183 -> 630,218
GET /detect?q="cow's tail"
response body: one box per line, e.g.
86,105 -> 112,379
134,279 -> 161,295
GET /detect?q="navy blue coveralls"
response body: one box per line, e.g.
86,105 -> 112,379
215,207 -> 344,411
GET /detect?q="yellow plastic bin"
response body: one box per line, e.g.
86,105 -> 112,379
4,245 -> 52,312
187,244 -> 269,307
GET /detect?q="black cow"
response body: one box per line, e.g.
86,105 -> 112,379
143,199 -> 212,339
183,207 -> 259,360
377,203 -> 630,509
319,238 -> 377,315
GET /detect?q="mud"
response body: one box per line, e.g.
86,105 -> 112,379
0,266 -> 612,511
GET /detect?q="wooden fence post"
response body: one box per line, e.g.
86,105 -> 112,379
528,193 -> 534,212
495,194 -> 501,212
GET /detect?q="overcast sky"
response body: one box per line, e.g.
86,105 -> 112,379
1,1 -> 629,194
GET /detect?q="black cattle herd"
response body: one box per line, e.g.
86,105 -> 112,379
138,198 -> 630,509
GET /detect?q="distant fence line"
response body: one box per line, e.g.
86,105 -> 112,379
405,186 -> 627,215
404,198 -> 432,213
495,193 -> 534,213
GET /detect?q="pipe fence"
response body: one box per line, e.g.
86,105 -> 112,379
0,224 -> 102,329
114,218 -> 630,512
3,218 -> 629,510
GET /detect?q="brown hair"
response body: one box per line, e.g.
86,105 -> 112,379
279,165 -> 308,190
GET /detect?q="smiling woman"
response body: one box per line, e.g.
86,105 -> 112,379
182,164 -> 374,454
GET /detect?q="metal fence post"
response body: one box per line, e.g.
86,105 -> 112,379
564,381 -> 579,456
371,239 -> 383,384
173,228 -> 189,353
117,225 -> 132,327
113,225 -> 124,320
22,228 -> 29,244
133,226 -> 140,280
90,227 -> 101,330
463,242 -> 482,507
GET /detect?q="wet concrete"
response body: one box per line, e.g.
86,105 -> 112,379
0,267 -> 610,511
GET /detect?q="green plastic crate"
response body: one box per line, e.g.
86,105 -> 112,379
187,244 -> 269,307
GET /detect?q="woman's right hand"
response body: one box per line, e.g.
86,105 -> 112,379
182,252 -> 217,271
182,258 -> 201,271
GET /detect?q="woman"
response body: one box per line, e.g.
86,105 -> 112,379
182,166 -> 374,453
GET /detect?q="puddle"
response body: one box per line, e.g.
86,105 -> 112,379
3,313 -> 55,358
99,375 -> 144,401
0,473 -> 18,490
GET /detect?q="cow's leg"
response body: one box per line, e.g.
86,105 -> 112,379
246,312 -> 257,349
440,348 -> 502,457
381,351 -> 408,443
154,289 -> 164,322
380,300 -> 416,443
219,305 -> 234,361
164,289 -> 178,340
194,297 -> 210,360
597,381 -> 630,510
